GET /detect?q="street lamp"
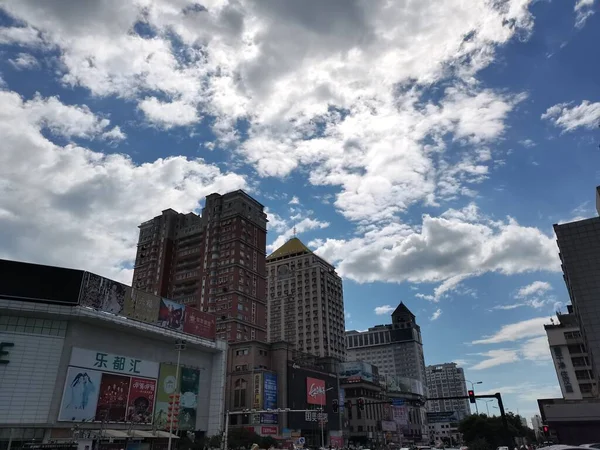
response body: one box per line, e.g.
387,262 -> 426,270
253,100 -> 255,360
168,339 -> 187,450
481,399 -> 494,416
466,380 -> 482,414
321,387 -> 334,450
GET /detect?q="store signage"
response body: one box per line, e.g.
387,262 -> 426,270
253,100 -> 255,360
0,342 -> 14,364
254,373 -> 263,409
306,377 -> 326,405
70,347 -> 159,379
304,411 -> 328,423
260,413 -> 279,424
261,426 -> 278,435
263,373 -> 278,409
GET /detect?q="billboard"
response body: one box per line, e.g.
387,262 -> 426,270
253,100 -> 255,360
392,406 -> 408,426
154,363 -> 178,429
183,306 -> 216,340
58,367 -> 103,422
79,272 -> 129,316
95,373 -> 131,422
306,377 -> 326,405
381,421 -> 397,432
127,377 -> 157,424
253,373 -> 263,409
380,374 -> 425,396
179,367 -> 200,431
0,259 -> 84,305
263,373 -> 278,410
427,411 -> 458,423
158,298 -> 185,331
339,361 -> 375,383
58,348 -> 159,423
124,289 -> 161,324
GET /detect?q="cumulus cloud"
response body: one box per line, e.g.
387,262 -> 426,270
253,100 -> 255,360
375,305 -> 395,315
430,308 -> 442,321
542,101 -> 600,132
574,0 -> 596,28
0,0 -> 536,225
0,88 -> 245,282
267,217 -> 330,254
313,206 -> 559,290
289,196 -> 300,205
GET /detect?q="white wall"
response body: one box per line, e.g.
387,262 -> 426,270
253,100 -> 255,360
0,319 -> 66,424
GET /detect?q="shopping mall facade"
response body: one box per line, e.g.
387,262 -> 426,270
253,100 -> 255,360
0,259 -> 227,450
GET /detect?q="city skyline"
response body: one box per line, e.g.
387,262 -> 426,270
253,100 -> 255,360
1,0 -> 600,423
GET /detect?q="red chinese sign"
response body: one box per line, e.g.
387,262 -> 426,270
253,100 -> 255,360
183,306 -> 216,339
127,377 -> 156,423
261,426 -> 278,435
306,377 -> 326,405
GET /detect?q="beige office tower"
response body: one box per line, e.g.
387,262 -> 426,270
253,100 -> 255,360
266,237 -> 346,361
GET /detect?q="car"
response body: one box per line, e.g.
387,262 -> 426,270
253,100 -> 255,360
580,445 -> 600,449
497,446 -> 509,450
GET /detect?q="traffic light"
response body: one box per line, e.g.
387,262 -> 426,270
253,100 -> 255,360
468,390 -> 476,404
543,425 -> 549,434
357,397 -> 365,411
345,400 -> 352,410
332,399 -> 339,413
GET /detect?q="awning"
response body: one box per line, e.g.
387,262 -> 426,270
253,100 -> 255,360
100,430 -> 129,439
153,431 -> 180,439
129,430 -> 156,439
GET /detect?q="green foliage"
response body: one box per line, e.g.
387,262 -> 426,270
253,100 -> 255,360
467,438 -> 492,450
208,434 -> 223,448
259,436 -> 278,448
458,413 -> 535,449
227,427 -> 262,450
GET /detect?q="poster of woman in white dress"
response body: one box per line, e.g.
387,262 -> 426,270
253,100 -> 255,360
58,367 -> 102,422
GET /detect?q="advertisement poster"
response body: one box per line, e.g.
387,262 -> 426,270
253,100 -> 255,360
263,373 -> 277,410
79,272 -> 129,316
58,367 -> 103,422
392,406 -> 408,426
382,421 -> 397,432
95,373 -> 131,422
158,298 -> 185,331
126,377 -> 157,424
183,306 -> 216,339
339,361 -> 374,383
306,377 -> 326,405
179,367 -> 200,430
154,364 -> 178,429
125,289 -> 161,324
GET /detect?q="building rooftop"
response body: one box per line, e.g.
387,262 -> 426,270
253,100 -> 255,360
267,237 -> 313,260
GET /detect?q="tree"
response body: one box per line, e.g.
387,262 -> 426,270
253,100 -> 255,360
227,428 -> 261,449
260,436 -> 278,449
458,414 -> 519,449
208,434 -> 223,449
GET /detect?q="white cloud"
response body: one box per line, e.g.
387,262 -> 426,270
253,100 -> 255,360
491,303 -> 526,311
430,308 -> 442,321
519,139 -> 536,148
265,208 -> 288,233
138,98 -> 199,128
452,359 -> 470,368
374,305 -> 395,316
313,209 -> 559,289
101,126 -> 126,142
517,281 -> 552,298
520,336 -> 551,362
0,0 -> 536,224
0,88 -> 245,282
574,0 -> 596,28
542,101 -> 600,132
471,316 -> 551,344
470,349 -> 520,370
8,52 -> 39,70
0,26 -> 44,46
288,196 -> 300,205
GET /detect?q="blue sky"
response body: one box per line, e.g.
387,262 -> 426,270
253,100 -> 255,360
0,0 -> 599,420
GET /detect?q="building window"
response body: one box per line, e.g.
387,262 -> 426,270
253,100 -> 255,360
234,379 -> 247,408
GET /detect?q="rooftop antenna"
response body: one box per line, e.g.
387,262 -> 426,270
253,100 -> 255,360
293,226 -> 297,237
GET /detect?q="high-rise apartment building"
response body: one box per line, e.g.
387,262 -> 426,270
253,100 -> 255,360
426,363 -> 470,420
266,237 -> 346,360
554,186 -> 600,389
544,304 -> 596,399
132,190 -> 269,342
346,303 -> 427,385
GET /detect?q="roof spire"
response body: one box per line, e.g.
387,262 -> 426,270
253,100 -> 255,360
293,226 -> 297,237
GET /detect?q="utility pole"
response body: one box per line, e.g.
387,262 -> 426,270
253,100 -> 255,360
168,339 -> 186,450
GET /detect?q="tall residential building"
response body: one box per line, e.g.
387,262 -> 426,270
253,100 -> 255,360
132,190 -> 269,343
544,304 -> 596,399
554,186 -> 600,389
266,237 -> 346,360
425,363 -> 470,420
346,302 -> 427,385
531,415 -> 543,439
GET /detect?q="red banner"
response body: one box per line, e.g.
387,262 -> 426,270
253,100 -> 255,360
183,307 -> 216,339
330,436 -> 344,448
306,377 -> 326,405
261,426 -> 278,435
127,377 -> 156,424
95,373 -> 131,422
